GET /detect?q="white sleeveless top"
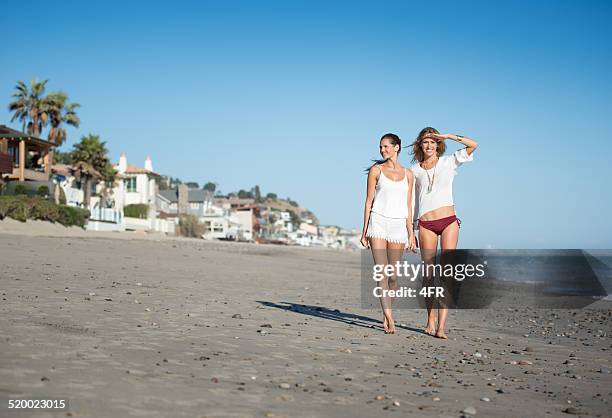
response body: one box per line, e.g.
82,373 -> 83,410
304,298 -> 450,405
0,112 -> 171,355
410,148 -> 473,220
371,166 -> 409,219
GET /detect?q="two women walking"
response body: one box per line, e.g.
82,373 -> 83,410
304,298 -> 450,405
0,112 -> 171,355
361,127 -> 478,337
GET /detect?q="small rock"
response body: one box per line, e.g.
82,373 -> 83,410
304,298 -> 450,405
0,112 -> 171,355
279,383 -> 291,389
41,376 -> 50,381
480,397 -> 490,402
232,314 -> 243,319
462,406 -> 477,415
562,407 -> 581,415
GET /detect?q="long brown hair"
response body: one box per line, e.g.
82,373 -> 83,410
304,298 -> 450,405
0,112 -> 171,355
411,127 -> 446,163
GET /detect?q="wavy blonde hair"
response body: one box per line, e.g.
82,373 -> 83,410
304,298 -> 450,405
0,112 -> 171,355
411,127 -> 446,163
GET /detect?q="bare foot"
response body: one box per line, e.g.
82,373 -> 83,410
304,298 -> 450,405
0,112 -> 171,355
384,315 -> 396,334
435,331 -> 448,339
424,324 -> 436,336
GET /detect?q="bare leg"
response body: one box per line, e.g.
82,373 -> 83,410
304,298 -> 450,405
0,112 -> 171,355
369,237 -> 392,333
385,242 -> 405,334
437,220 -> 459,339
418,227 -> 438,335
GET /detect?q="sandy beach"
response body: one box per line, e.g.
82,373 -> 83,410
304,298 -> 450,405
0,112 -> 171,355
1,223 -> 611,418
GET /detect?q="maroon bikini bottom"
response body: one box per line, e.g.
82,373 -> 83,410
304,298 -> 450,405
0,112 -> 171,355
419,215 -> 461,236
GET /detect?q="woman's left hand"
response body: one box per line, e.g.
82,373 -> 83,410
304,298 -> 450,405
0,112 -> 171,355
406,233 -> 417,252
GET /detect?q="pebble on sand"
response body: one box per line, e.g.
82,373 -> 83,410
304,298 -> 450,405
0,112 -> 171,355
462,406 -> 477,415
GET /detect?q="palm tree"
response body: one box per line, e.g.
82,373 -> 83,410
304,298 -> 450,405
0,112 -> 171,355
72,161 -> 101,208
71,134 -> 112,208
98,162 -> 118,208
47,92 -> 80,146
8,79 -> 51,136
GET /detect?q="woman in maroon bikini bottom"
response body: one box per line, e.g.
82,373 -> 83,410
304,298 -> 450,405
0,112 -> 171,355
411,127 -> 479,339
418,215 -> 461,236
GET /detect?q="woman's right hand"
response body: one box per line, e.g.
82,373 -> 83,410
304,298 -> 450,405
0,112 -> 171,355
360,235 -> 369,249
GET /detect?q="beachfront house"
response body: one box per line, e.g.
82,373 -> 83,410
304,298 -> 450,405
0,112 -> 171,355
287,222 -> 321,246
0,125 -> 55,182
157,187 -> 215,217
157,188 -> 258,241
106,153 -> 174,233
114,153 -> 159,213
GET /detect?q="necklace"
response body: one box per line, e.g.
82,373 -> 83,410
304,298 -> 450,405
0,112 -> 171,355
422,158 -> 438,193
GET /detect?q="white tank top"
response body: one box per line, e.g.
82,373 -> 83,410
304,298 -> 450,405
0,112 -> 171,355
371,165 -> 409,219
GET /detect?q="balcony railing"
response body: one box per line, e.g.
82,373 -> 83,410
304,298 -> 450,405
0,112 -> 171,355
11,168 -> 49,181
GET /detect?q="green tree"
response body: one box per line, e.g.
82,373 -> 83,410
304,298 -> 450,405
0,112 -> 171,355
53,150 -> 73,164
266,192 -> 277,200
8,79 -> 51,136
252,185 -> 262,203
46,91 -> 80,147
237,189 -> 252,199
98,162 -> 118,208
185,182 -> 200,189
203,182 -> 216,192
71,134 -> 112,208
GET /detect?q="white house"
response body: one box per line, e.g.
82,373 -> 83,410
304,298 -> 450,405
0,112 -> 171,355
235,207 -> 256,241
113,153 -> 159,214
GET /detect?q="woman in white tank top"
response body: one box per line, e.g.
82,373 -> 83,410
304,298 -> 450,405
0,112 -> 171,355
410,127 -> 478,339
361,133 -> 416,334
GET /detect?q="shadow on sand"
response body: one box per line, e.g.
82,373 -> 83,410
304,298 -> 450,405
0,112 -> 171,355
256,301 -> 424,334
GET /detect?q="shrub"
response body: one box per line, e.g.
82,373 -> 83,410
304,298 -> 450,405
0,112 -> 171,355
58,205 -> 90,227
14,184 -> 28,195
37,185 -> 50,198
0,196 -> 89,227
0,196 -> 29,222
178,214 -> 205,238
30,198 -> 60,221
124,203 -> 149,219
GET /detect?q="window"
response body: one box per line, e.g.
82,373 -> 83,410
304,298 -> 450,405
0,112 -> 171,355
8,146 -> 17,165
124,177 -> 137,192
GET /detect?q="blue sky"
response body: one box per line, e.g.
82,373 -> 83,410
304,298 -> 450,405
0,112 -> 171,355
2,0 -> 611,248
